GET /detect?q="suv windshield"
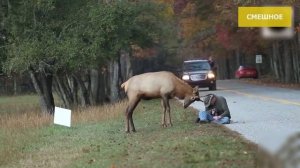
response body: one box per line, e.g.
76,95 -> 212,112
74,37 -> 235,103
183,61 -> 211,71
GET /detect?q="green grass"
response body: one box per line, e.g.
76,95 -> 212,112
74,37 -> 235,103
0,99 -> 259,168
0,94 -> 62,115
0,95 -> 39,104
0,95 -> 40,114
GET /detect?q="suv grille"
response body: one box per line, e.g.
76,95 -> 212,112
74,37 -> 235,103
190,74 -> 207,81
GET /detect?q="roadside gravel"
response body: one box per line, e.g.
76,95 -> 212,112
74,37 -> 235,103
189,80 -> 300,154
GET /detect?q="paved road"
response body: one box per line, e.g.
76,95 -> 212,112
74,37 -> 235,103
190,80 -> 300,154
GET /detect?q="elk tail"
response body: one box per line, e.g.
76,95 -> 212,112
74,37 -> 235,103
121,80 -> 129,93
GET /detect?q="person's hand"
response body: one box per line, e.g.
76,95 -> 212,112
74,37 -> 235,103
211,108 -> 217,115
213,116 -> 221,120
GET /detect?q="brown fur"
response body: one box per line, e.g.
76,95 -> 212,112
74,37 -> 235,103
121,71 -> 199,133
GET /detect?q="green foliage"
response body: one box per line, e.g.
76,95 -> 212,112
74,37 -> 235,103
84,1 -> 164,60
4,0 -> 63,72
3,0 -> 166,73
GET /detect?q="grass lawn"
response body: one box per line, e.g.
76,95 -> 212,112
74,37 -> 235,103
0,95 -> 40,114
0,97 -> 260,168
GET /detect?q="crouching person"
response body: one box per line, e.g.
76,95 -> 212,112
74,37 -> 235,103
196,94 -> 231,124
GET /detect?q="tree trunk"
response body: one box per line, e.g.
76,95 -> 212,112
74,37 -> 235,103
54,75 -> 74,108
277,41 -> 285,82
296,40 -> 300,83
68,75 -> 79,106
225,57 -> 231,79
109,57 -> 120,103
53,80 -> 66,107
217,56 -> 226,79
13,75 -> 17,95
89,69 -> 99,105
272,41 -> 280,80
235,48 -> 241,67
97,71 -> 106,104
29,69 -> 54,115
120,50 -> 133,81
291,40 -> 298,82
295,33 -> 300,82
228,53 -> 236,78
74,74 -> 90,107
103,68 -> 110,103
283,41 -> 292,83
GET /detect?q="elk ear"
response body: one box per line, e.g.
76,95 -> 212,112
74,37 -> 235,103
193,86 -> 199,94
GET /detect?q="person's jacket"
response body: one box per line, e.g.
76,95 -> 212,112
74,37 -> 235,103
205,96 -> 231,119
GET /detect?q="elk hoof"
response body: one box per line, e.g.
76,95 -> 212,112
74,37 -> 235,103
161,123 -> 167,128
167,123 -> 173,127
125,128 -> 131,133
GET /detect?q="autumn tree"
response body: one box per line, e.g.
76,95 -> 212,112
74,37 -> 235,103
3,0 -> 167,113
184,0 -> 300,81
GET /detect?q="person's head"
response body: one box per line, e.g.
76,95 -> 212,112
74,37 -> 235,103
204,94 -> 217,107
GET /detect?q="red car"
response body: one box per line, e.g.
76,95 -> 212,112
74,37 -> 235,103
235,66 -> 258,79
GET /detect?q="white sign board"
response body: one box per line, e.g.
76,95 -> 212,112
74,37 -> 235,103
54,107 -> 71,127
256,55 -> 262,64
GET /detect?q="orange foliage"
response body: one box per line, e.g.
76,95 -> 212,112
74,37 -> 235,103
178,2 -> 209,39
180,17 -> 205,39
131,45 -> 157,58
154,0 -> 175,18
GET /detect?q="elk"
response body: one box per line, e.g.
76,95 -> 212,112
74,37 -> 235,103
121,71 -> 200,133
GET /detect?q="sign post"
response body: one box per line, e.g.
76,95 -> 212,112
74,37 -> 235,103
256,55 -> 262,64
256,55 -> 262,77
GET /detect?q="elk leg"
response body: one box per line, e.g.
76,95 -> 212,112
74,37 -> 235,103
165,99 -> 172,127
129,112 -> 136,132
161,98 -> 167,127
125,98 -> 140,133
125,106 -> 130,133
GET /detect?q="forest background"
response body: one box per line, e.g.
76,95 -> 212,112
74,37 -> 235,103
0,0 -> 300,113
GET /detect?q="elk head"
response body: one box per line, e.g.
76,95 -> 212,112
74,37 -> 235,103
183,86 -> 200,108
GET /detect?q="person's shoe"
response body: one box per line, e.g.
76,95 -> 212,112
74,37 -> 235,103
199,120 -> 209,124
195,118 -> 200,123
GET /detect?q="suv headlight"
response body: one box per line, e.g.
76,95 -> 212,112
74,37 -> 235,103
207,71 -> 215,79
182,75 -> 190,80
